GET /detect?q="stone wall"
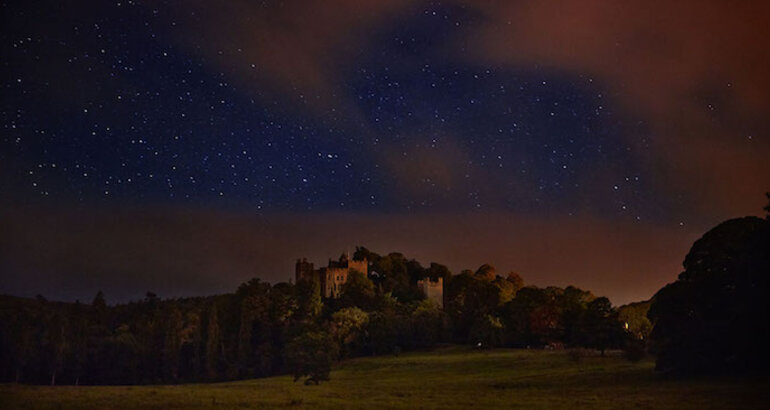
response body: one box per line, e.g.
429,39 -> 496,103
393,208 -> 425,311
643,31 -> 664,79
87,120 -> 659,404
296,254 -> 368,298
417,277 -> 444,309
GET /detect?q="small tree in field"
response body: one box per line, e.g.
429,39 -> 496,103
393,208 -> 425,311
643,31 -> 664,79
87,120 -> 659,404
285,331 -> 338,385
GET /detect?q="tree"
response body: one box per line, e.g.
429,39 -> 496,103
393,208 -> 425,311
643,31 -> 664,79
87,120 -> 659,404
339,271 -> 375,310
648,217 -> 770,374
469,314 -> 504,348
353,246 -> 379,264
162,304 -> 183,382
68,302 -> 89,385
617,300 -> 652,340
428,262 -> 451,281
764,192 -> 770,218
5,309 -> 36,383
500,286 -> 550,347
45,312 -> 67,385
331,307 -> 369,358
205,302 -> 223,380
295,278 -> 322,321
475,264 -> 496,281
505,272 -> 525,292
372,253 -> 417,301
91,291 -> 106,311
235,279 -> 272,377
365,310 -> 401,355
411,299 -> 444,348
285,331 -> 337,385
560,286 -> 595,345
581,297 -> 623,356
102,324 -> 140,384
494,277 -> 516,305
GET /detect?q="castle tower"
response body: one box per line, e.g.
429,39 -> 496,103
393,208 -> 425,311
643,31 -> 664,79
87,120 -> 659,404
417,277 -> 444,309
295,253 -> 369,299
295,258 -> 315,283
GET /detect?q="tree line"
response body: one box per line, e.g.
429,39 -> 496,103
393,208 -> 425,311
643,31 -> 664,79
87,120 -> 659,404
0,249 -> 639,385
5,195 -> 768,383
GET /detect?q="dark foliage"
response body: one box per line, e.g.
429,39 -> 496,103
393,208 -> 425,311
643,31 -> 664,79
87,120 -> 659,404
648,217 -> 770,375
0,248 -> 631,385
285,331 -> 337,385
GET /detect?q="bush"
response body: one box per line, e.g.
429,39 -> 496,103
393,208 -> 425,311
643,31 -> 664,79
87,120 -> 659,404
285,331 -> 338,385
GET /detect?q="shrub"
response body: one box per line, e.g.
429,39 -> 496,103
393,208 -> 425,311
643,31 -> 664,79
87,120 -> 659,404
285,331 -> 338,385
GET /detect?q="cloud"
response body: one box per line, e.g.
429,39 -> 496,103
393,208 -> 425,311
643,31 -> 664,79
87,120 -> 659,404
462,0 -> 770,218
162,0 -> 769,220
162,0 -> 413,110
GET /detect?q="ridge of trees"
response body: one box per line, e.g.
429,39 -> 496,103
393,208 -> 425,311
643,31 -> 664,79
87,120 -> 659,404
0,249 -> 633,385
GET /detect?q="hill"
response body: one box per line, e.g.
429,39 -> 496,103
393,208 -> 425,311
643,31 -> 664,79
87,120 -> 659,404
2,347 -> 767,409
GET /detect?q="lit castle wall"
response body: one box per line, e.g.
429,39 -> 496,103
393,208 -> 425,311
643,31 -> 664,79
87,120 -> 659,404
295,253 -> 368,298
417,277 -> 444,309
296,253 -> 444,307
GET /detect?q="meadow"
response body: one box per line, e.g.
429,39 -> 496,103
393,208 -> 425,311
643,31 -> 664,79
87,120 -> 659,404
1,347 -> 767,409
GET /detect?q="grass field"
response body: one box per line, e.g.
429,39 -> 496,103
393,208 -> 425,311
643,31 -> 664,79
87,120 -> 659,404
1,347 -> 768,409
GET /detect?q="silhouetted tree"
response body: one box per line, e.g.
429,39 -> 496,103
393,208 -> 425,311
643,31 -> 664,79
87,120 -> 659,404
505,272 -> 525,293
332,307 -> 369,358
205,302 -> 222,380
365,310 -> 401,355
411,299 -> 444,348
475,264 -> 496,281
764,192 -> 770,218
581,297 -> 624,356
470,314 -> 504,348
162,304 -> 183,382
427,262 -> 452,281
285,331 -> 337,385
295,278 -> 322,321
618,300 -> 652,341
45,312 -> 67,385
559,286 -> 595,345
648,217 -> 770,374
339,271 -> 376,311
68,302 -> 88,385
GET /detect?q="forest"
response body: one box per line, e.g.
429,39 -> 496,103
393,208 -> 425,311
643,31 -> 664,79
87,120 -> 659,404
0,248 -> 638,385
2,198 -> 768,385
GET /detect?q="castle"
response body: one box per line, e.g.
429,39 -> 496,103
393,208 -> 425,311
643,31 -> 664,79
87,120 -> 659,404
295,253 -> 444,308
295,253 -> 368,298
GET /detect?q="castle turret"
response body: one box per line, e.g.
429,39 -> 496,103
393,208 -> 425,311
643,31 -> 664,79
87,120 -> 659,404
295,258 -> 315,283
417,277 -> 444,309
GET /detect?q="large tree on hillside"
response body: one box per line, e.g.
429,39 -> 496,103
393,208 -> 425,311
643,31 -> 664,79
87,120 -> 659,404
285,331 -> 337,385
648,216 -> 770,374
331,307 -> 369,358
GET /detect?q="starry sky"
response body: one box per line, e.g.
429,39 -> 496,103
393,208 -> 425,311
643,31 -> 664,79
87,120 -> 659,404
1,0 -> 769,305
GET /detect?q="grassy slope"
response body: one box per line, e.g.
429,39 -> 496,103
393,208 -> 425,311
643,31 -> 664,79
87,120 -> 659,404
1,347 -> 768,409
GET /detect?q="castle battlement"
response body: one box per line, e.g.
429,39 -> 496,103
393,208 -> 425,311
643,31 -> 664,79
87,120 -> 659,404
295,253 -> 368,298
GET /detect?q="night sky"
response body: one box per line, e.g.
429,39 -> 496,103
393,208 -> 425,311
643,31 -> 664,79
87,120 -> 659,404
1,1 -> 768,305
